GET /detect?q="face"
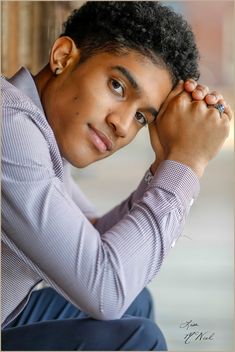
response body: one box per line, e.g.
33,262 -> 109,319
40,48 -> 172,168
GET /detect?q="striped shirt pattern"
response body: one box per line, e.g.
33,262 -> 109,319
1,67 -> 200,328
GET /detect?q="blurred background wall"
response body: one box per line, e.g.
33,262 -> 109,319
1,1 -> 234,147
1,1 -> 234,87
1,1 -> 234,351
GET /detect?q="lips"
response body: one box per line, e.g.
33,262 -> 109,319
88,124 -> 113,153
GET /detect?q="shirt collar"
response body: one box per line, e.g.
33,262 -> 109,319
8,67 -> 70,168
8,67 -> 44,113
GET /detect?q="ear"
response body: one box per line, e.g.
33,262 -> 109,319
49,36 -> 80,75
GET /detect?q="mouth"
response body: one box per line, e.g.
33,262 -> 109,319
88,124 -> 113,153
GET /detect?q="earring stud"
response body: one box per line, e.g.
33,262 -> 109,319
54,68 -> 60,75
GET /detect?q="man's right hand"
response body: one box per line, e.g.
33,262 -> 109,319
155,81 -> 233,178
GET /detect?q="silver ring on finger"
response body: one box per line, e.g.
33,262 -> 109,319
214,103 -> 225,118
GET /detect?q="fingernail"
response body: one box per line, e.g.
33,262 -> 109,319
196,91 -> 203,98
186,78 -> 196,84
207,94 -> 217,100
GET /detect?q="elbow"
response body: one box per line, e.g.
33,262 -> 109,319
80,291 -> 126,321
86,304 -> 124,321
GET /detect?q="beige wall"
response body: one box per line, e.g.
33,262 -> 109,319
1,1 -> 77,77
183,1 -> 234,87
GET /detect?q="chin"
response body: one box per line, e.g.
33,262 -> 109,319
67,153 -> 101,168
68,158 -> 92,169
63,146 -> 110,168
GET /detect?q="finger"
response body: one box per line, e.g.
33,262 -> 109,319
191,84 -> 209,100
158,80 -> 185,116
168,80 -> 185,98
148,119 -> 157,132
184,78 -> 197,92
219,100 -> 233,121
208,99 -> 233,121
204,91 -> 223,105
225,103 -> 234,121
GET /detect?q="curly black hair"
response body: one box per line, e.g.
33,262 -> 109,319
61,1 -> 200,85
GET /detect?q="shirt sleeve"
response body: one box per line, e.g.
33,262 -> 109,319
2,108 -> 200,321
64,158 -> 153,232
94,170 -> 153,233
63,162 -> 98,219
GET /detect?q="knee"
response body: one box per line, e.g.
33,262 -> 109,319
125,288 -> 155,320
142,288 -> 155,320
127,317 -> 167,351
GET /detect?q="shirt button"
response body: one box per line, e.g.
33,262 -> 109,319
190,198 -> 194,207
171,239 -> 176,248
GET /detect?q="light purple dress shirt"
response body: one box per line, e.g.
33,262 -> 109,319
1,67 -> 200,328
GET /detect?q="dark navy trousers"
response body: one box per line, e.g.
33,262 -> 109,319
2,287 -> 167,351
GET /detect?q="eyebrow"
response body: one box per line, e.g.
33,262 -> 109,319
110,65 -> 159,121
111,65 -> 140,92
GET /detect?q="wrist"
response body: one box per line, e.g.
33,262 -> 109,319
151,157 -> 164,175
166,151 -> 207,179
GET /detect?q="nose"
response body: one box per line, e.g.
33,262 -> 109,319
106,108 -> 135,138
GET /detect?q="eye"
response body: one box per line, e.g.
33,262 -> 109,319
110,79 -> 125,97
135,111 -> 147,126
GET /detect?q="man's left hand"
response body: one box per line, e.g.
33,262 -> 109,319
150,79 -> 229,174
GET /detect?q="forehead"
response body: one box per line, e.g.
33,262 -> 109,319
77,50 -> 173,109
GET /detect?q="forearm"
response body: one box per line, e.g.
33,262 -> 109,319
94,168 -> 153,234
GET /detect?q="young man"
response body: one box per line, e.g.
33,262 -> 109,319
1,2 -> 232,351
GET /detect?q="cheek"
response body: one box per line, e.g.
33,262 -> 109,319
79,74 -> 117,110
115,127 -> 139,151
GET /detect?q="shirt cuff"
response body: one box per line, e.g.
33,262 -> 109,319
144,169 -> 154,185
149,160 -> 200,208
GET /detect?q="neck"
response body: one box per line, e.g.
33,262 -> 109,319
33,64 -> 53,100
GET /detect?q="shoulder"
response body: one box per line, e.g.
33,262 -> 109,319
1,76 -> 59,172
1,75 -> 40,116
